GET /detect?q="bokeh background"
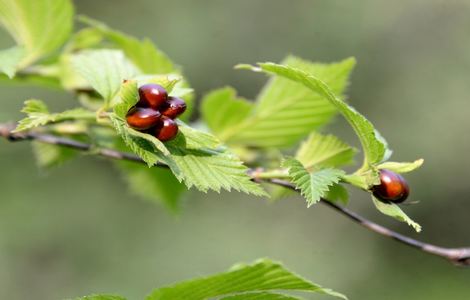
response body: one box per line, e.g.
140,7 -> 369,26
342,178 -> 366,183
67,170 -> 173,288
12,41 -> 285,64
1,0 -> 470,299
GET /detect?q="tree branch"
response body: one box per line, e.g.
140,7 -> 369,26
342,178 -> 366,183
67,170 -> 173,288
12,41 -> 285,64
1,122 -> 469,266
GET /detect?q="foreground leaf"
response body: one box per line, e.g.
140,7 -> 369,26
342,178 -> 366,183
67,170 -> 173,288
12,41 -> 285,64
0,0 -> 73,68
377,159 -> 424,173
14,99 -> 95,132
296,132 -> 356,169
71,49 -> 139,103
372,196 -> 422,232
224,57 -> 355,148
239,61 -> 388,170
282,158 -> 345,207
146,259 -> 346,300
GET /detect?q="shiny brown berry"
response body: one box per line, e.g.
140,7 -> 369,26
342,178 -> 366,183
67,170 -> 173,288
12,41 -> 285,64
138,84 -> 168,109
154,116 -> 178,142
126,107 -> 161,130
372,169 -> 410,203
161,97 -> 187,119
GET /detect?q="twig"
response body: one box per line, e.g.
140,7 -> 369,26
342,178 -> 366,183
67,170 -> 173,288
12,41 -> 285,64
1,122 -> 469,266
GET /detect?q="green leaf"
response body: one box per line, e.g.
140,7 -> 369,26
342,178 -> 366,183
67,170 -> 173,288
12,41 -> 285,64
79,16 -> 176,74
14,99 -> 95,132
296,132 -> 356,169
282,158 -> 345,207
238,60 -> 388,169
325,184 -> 349,205
0,0 -> 73,68
0,46 -> 26,78
32,141 -> 79,168
71,49 -> 139,103
72,295 -> 126,300
377,159 -> 424,173
117,161 -> 185,212
372,196 -> 422,232
220,292 -> 300,300
225,57 -> 354,148
201,87 -> 254,137
146,259 -> 346,300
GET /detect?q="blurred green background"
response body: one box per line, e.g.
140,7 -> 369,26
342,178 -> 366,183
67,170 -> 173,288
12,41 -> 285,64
1,0 -> 470,299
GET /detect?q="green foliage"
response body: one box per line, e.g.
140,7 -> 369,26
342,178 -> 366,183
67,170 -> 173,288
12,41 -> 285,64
325,184 -> 349,205
238,61 -> 389,172
71,49 -> 140,104
0,46 -> 25,78
372,196 -> 422,232
377,159 -> 424,173
282,158 -> 345,207
0,0 -> 73,69
296,132 -> 356,169
146,259 -> 346,300
14,99 -> 95,132
32,141 -> 79,168
79,16 -> 176,74
215,57 -> 354,148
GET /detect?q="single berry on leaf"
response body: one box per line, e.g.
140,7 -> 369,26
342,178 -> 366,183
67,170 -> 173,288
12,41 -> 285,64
154,116 -> 179,142
372,169 -> 410,203
126,107 -> 161,130
161,96 -> 187,119
138,84 -> 168,109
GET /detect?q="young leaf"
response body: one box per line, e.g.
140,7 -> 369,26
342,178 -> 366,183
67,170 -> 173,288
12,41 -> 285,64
146,259 -> 346,300
282,158 -> 345,207
296,132 -> 356,169
116,161 -> 186,212
372,196 -> 422,232
222,57 -> 355,148
0,0 -> 74,69
377,159 -> 424,173
0,46 -> 26,78
201,87 -> 254,137
71,49 -> 140,103
325,184 -> 349,205
14,99 -> 95,132
238,60 -> 389,170
79,16 -> 176,74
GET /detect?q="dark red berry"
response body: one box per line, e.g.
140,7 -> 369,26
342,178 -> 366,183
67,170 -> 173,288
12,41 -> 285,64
153,116 -> 178,142
138,84 -> 168,109
372,169 -> 410,203
126,107 -> 161,130
161,97 -> 186,119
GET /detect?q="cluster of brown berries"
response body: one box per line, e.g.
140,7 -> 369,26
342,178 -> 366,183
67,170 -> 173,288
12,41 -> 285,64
126,84 -> 186,141
372,169 -> 410,203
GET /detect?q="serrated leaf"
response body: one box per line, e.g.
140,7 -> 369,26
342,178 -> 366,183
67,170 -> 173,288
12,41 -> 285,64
72,295 -> 126,300
32,141 -> 79,168
79,16 -> 176,74
372,196 -> 422,232
377,159 -> 424,173
14,99 -> 95,132
282,158 -> 345,207
116,161 -> 185,212
225,57 -> 355,148
71,49 -> 139,103
296,132 -> 356,169
201,87 -> 254,137
146,259 -> 346,300
220,292 -> 300,300
239,60 -> 389,169
0,46 -> 26,77
0,0 -> 73,69
325,184 -> 349,205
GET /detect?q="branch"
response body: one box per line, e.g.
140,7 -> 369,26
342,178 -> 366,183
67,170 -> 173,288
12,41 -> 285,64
1,122 -> 469,266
